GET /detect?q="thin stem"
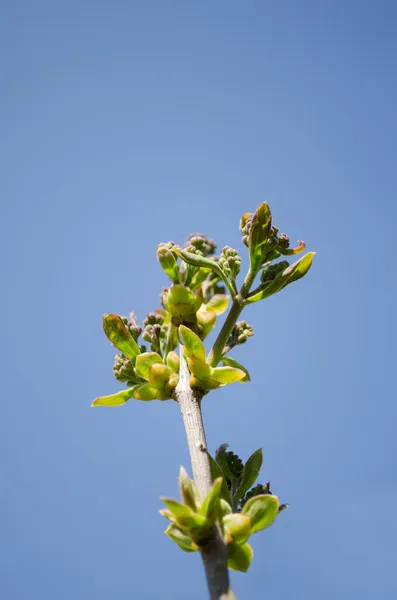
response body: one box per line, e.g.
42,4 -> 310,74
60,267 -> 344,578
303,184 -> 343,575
207,267 -> 258,367
175,352 -> 233,600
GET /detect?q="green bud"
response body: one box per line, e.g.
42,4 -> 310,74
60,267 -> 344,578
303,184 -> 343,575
219,246 -> 241,280
113,353 -> 140,385
121,312 -> 142,341
223,513 -> 251,545
157,243 -> 180,283
165,285 -> 202,326
225,321 -> 254,351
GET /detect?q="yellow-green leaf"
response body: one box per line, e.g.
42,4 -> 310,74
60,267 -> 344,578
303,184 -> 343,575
135,352 -> 163,380
204,294 -> 229,316
227,542 -> 254,573
91,387 -> 137,407
102,314 -> 141,361
242,494 -> 279,533
132,383 -> 158,401
179,325 -> 206,361
211,366 -> 246,385
223,513 -> 252,545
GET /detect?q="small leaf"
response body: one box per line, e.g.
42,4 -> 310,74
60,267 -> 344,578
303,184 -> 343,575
211,366 -> 246,385
135,352 -> 163,380
196,307 -> 217,339
227,542 -> 253,573
166,351 -> 180,373
218,499 -> 232,520
208,453 -> 232,505
221,357 -> 250,382
223,513 -> 251,545
165,524 -> 198,553
91,387 -> 137,407
171,247 -> 237,297
204,294 -> 229,316
132,383 -> 157,401
242,494 -> 279,533
246,252 -> 315,303
278,240 -> 306,256
235,448 -> 263,499
186,356 -> 213,380
161,498 -> 210,532
102,314 -> 141,361
200,477 -> 223,519
179,325 -> 206,361
179,467 -> 200,511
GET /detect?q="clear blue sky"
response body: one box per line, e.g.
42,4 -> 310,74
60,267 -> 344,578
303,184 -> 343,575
2,1 -> 396,599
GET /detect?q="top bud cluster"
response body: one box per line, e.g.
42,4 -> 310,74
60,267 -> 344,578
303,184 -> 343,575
92,203 -> 314,407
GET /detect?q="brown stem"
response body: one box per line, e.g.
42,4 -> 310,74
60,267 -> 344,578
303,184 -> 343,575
175,353 -> 234,600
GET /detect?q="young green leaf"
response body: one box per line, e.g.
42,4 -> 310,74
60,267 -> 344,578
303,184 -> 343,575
242,494 -> 279,533
102,314 -> 141,361
227,542 -> 254,573
211,366 -> 246,385
196,307 -> 217,339
246,252 -> 315,303
179,325 -> 206,361
91,387 -> 138,407
179,467 -> 200,511
235,448 -> 263,499
132,383 -> 158,401
186,356 -> 213,380
135,352 -> 163,380
204,294 -> 229,316
223,513 -> 251,545
208,453 -> 233,505
171,247 -> 237,297
165,524 -> 198,552
221,357 -> 251,382
200,477 -> 223,519
166,351 -> 180,373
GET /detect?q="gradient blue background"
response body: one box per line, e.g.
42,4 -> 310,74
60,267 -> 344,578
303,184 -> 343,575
2,1 -> 396,599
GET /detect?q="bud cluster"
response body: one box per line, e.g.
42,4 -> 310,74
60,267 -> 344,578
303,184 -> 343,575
113,353 -> 139,386
184,233 -> 216,257
219,246 -> 241,280
239,213 -> 255,247
121,312 -> 142,341
226,321 -> 254,351
142,311 -> 167,354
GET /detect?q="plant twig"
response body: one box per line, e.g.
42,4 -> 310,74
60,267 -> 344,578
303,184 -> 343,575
175,352 -> 233,600
207,267 -> 258,367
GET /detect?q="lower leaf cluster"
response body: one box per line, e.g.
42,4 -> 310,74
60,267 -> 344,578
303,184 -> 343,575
160,460 -> 284,573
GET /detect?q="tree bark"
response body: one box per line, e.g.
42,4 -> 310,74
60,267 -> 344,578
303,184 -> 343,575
175,353 -> 233,600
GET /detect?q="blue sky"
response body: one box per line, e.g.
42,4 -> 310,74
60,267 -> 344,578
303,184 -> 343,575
2,1 -> 396,599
